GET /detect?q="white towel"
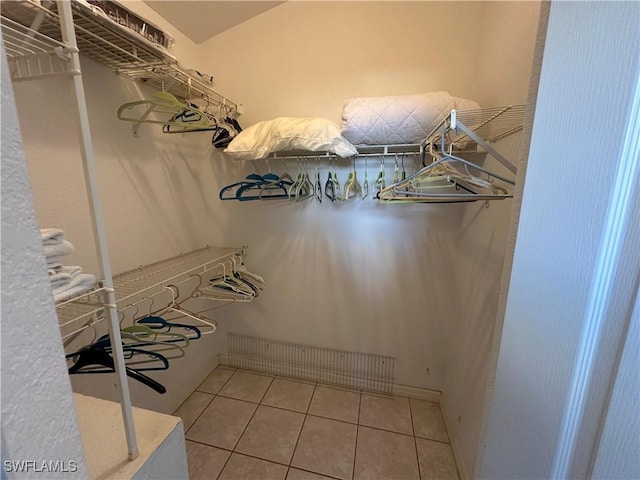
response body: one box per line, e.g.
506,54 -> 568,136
48,265 -> 63,275
49,266 -> 83,287
47,259 -> 64,269
40,228 -> 66,245
43,239 -> 74,259
53,273 -> 97,303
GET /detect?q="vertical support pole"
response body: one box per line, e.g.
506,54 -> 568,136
57,0 -> 138,460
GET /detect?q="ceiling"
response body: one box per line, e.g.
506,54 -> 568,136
144,1 -> 285,44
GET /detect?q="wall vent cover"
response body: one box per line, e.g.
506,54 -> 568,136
227,333 -> 395,394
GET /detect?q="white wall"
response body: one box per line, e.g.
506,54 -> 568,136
9,0 -> 538,429
196,1 -> 507,391
201,2 -> 537,476
478,2 -> 640,478
1,46 -> 88,479
199,1 -> 486,125
439,2 -> 541,477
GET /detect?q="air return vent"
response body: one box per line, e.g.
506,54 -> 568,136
227,333 -> 395,394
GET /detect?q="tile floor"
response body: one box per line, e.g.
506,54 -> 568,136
174,365 -> 459,480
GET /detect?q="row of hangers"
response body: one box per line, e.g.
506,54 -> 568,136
377,122 -> 516,203
66,255 -> 264,393
220,141 -> 515,204
116,86 -> 241,145
219,154 -> 424,203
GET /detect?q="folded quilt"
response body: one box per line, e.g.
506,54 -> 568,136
40,228 -> 66,245
43,239 -> 74,259
53,273 -> 97,303
340,91 -> 480,145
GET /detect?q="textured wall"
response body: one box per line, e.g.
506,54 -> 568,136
479,2 -> 640,478
1,46 -> 88,479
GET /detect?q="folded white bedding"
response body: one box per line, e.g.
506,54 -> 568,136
340,91 -> 480,145
225,117 -> 358,160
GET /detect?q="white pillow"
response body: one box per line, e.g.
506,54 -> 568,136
224,117 -> 358,160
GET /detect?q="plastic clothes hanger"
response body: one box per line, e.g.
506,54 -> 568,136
210,262 -> 255,296
363,156 -> 369,199
314,157 -> 322,203
280,159 -> 294,184
121,324 -> 190,347
67,345 -> 167,394
137,316 -> 202,340
117,91 -> 212,130
228,257 -> 260,297
331,164 -> 342,200
325,171 -> 337,201
343,157 -> 362,201
219,172 -> 290,201
232,254 -> 265,289
393,154 -> 401,184
375,155 -> 386,193
163,285 -> 218,334
295,159 -> 313,201
92,331 -> 187,361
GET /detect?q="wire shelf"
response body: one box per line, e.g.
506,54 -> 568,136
424,104 -> 526,151
113,246 -> 242,305
55,245 -> 243,339
0,15 -> 79,79
1,0 -> 237,109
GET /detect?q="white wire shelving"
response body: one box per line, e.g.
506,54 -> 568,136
57,246 -> 243,342
0,0 -> 239,463
0,0 -> 237,110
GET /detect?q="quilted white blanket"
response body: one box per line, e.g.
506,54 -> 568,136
340,91 -> 479,145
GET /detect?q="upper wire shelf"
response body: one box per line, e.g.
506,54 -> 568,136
0,15 -> 79,79
423,105 -> 526,152
0,0 -> 237,110
56,245 -> 243,341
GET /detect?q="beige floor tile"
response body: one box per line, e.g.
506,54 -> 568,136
410,398 -> 449,442
291,415 -> 357,480
354,426 -> 419,480
262,378 -> 315,412
186,396 -> 257,449
308,386 -> 360,424
197,365 -> 235,394
173,391 -> 214,432
219,371 -> 274,403
235,405 -> 305,464
219,453 -> 288,480
415,438 -> 459,480
359,395 -> 413,435
185,440 -> 231,480
287,468 -> 336,480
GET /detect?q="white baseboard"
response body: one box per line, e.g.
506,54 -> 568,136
440,396 -> 469,480
392,383 -> 442,402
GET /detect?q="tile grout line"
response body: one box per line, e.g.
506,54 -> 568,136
228,374 -> 275,453
185,439 -> 344,480
287,384 -> 316,471
180,365 -> 237,435
409,398 -> 423,480
352,391 -> 363,480
182,393 -> 216,437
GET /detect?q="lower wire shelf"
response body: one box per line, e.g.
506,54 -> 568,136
57,245 -> 243,343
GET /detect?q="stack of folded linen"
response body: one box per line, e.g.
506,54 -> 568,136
41,228 -> 97,303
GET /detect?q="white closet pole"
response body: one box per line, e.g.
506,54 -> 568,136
57,0 -> 139,460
